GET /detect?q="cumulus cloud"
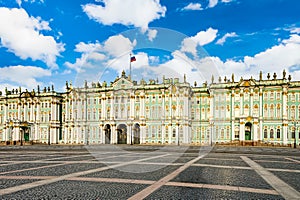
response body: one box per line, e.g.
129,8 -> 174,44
221,0 -> 233,3
0,7 -> 64,69
16,0 -> 45,7
182,3 -> 203,11
201,34 -> 300,82
0,65 -> 51,90
65,34 -> 136,73
208,0 -> 218,8
82,0 -> 166,32
104,34 -> 136,57
181,28 -> 218,56
216,32 -> 238,45
207,0 -> 232,8
290,27 -> 300,34
147,29 -> 158,41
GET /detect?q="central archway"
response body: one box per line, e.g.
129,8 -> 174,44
117,124 -> 127,144
245,122 -> 252,140
104,124 -> 111,144
133,123 -> 140,144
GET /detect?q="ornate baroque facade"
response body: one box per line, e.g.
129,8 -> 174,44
0,70 -> 300,146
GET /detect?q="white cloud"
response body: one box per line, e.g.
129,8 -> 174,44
182,3 -> 203,11
202,34 -> 300,82
181,28 -> 218,56
207,0 -> 232,9
65,35 -> 136,73
16,0 -> 45,6
221,0 -> 233,3
208,0 -> 218,8
290,27 -> 300,34
82,0 -> 166,32
216,32 -> 238,45
75,41 -> 102,53
104,34 -> 136,57
0,8 -> 64,69
0,65 -> 51,90
147,29 -> 158,41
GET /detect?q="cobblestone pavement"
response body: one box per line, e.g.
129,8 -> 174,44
0,145 -> 299,199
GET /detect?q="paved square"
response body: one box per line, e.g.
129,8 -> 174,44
0,145 -> 299,199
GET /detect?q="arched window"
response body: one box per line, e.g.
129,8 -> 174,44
276,104 -> 281,118
270,129 -> 274,138
264,104 -> 268,117
270,104 -> 274,118
172,128 -> 176,138
277,129 -> 280,139
235,126 -> 239,139
264,129 -> 268,138
220,129 -> 224,139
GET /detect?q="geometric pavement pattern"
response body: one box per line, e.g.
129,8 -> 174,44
0,145 -> 299,199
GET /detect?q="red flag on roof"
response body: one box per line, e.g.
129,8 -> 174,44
130,56 -> 136,62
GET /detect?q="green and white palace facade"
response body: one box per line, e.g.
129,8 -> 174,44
0,70 -> 300,146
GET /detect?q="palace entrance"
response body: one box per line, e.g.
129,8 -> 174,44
245,122 -> 252,140
117,124 -> 127,144
133,123 -> 140,144
104,124 -> 111,144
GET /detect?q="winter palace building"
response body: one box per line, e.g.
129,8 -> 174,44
0,70 -> 300,146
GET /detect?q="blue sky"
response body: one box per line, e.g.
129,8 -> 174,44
0,0 -> 300,92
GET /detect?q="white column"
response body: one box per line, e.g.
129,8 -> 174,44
111,124 -> 117,144
161,123 -> 165,144
253,120 -> 258,142
176,122 -> 179,144
4,103 -> 8,142
18,101 -> 21,120
24,102 -> 28,121
259,87 -> 263,142
30,102 -> 34,122
140,93 -> 145,120
231,90 -> 235,141
240,89 -> 244,117
130,93 -> 134,120
65,100 -> 69,121
282,86 -> 288,145
101,94 -> 106,120
64,127 -> 68,144
110,95 -> 114,120
127,123 -> 132,144
250,88 -> 253,116
240,119 -> 245,141
140,124 -> 146,144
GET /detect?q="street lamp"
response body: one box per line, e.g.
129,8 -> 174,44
293,120 -> 298,148
209,121 -> 214,146
48,126 -> 50,145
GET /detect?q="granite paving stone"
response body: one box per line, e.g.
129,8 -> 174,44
1,180 -> 148,200
4,163 -> 106,176
0,179 -> 41,189
83,164 -> 180,180
255,161 -> 300,170
172,166 -> 272,189
272,171 -> 300,192
195,158 -> 249,167
145,186 -> 284,200
0,163 -> 51,173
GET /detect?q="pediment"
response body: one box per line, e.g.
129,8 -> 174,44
237,79 -> 257,87
112,78 -> 133,90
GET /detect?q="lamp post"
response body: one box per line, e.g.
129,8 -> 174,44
293,120 -> 297,148
131,122 -> 133,145
209,121 -> 214,146
8,119 -> 13,145
48,126 -> 50,145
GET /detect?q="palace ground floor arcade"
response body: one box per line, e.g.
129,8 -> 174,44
1,118 -> 299,146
